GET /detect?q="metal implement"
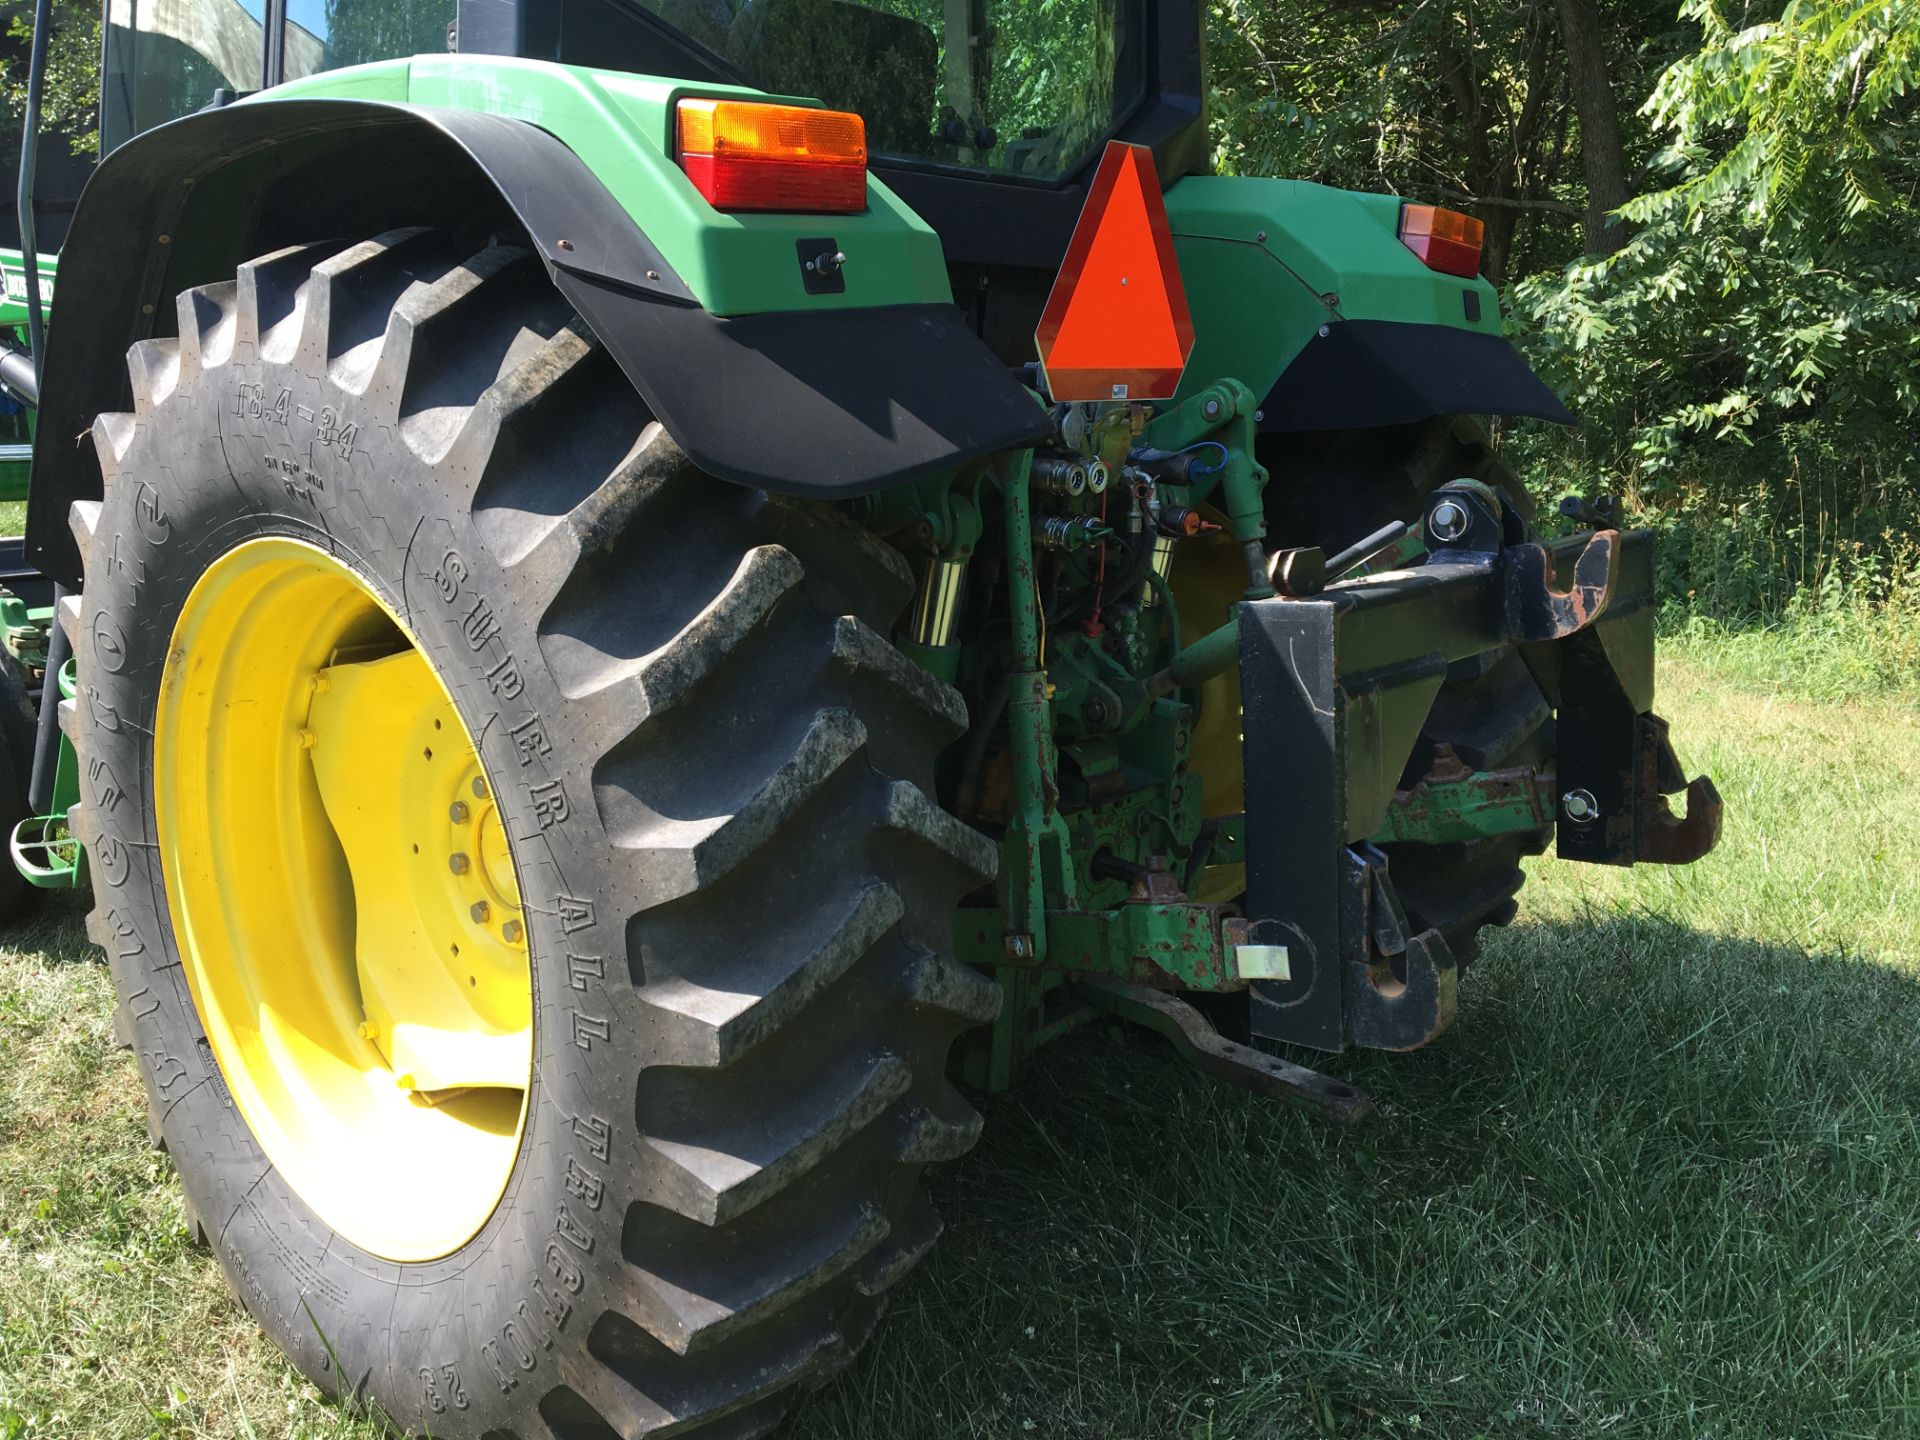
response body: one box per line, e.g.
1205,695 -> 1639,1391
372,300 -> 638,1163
1372,754 -> 1558,846
8,655 -> 78,888
1238,512 -> 1712,1052
1077,976 -> 1373,1125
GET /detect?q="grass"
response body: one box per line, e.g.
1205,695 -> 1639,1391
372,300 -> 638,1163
1658,582 -> 1920,709
4,625 -> 1918,1438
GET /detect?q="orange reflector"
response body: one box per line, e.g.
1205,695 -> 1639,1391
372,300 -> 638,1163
1034,142 -> 1195,403
676,98 -> 867,213
1399,204 -> 1485,278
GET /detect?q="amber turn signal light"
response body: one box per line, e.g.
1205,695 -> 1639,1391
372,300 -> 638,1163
676,98 -> 867,214
1399,203 -> 1485,278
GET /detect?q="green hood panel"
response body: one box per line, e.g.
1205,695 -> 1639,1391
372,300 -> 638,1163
1164,176 -> 1503,411
263,56 -> 951,318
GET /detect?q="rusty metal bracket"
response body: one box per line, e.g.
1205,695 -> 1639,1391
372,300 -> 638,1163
1504,529 -> 1621,641
1636,714 -> 1723,864
1076,975 -> 1373,1125
1340,844 -> 1459,1052
1372,746 -> 1558,846
1641,775 -> 1722,864
953,900 -> 1254,990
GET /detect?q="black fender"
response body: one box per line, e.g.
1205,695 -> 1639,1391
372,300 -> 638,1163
27,98 -> 1049,586
1256,318 -> 1576,435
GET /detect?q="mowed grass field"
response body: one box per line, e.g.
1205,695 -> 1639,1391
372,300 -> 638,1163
3,622 -> 1918,1439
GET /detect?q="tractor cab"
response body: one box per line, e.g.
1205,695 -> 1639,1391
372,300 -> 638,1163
105,1 -> 1191,171
103,0 -> 1202,270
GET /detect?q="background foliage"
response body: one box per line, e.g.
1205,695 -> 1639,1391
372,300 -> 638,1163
1211,0 -> 1920,634
0,0 -> 96,155
3,0 -> 1916,628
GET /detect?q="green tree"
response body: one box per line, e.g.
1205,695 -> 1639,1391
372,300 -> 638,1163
0,0 -> 100,155
1628,0 -> 1920,240
1203,0 -> 1674,284
1514,0 -> 1920,465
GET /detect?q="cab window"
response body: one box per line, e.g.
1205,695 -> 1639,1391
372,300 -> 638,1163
102,0 -> 269,152
282,0 -> 456,81
636,0 -> 1149,182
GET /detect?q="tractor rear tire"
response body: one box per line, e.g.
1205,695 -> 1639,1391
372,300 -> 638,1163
68,231 -> 998,1437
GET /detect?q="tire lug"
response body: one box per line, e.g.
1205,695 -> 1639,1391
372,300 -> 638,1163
501,919 -> 523,945
297,727 -> 317,750
470,900 -> 490,923
449,800 -> 470,824
449,853 -> 470,875
471,777 -> 488,800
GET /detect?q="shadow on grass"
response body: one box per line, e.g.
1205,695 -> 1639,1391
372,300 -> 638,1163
12,891 -> 1915,1437
792,914 -> 1920,1440
0,889 -> 93,962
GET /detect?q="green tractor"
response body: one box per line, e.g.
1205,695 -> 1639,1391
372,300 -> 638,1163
7,0 -> 1721,1432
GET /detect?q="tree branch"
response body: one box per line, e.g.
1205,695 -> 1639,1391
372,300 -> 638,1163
1429,187 -> 1581,213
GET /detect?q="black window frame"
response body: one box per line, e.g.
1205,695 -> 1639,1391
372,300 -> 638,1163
265,0 -> 286,85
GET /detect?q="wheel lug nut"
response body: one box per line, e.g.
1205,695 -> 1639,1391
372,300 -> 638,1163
297,727 -> 317,750
502,919 -> 524,945
449,801 -> 470,824
357,1021 -> 377,1041
470,900 -> 491,923
449,852 -> 471,875
471,777 -> 488,800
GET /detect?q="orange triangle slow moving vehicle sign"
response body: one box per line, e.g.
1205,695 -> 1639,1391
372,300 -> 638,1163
1035,142 -> 1196,403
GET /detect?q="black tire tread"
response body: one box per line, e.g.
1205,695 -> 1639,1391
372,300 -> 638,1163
70,228 -> 999,1438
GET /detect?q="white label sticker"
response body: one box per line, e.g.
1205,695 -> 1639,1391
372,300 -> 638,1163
1233,944 -> 1291,982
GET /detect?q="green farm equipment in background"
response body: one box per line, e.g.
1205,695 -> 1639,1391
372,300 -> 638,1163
3,1 -> 1721,1435
0,250 -> 55,504
0,242 -> 60,902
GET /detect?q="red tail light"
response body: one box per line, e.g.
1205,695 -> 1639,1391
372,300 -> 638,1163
1399,204 -> 1485,278
676,98 -> 868,214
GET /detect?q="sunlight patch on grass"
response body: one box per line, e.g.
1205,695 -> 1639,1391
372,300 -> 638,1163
1659,587 -> 1920,706
1530,655 -> 1920,968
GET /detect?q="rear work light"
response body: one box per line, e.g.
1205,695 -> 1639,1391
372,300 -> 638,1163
1399,203 -> 1485,278
676,98 -> 868,214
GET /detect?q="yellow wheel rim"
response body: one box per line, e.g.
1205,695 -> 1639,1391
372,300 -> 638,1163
155,537 -> 532,1262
